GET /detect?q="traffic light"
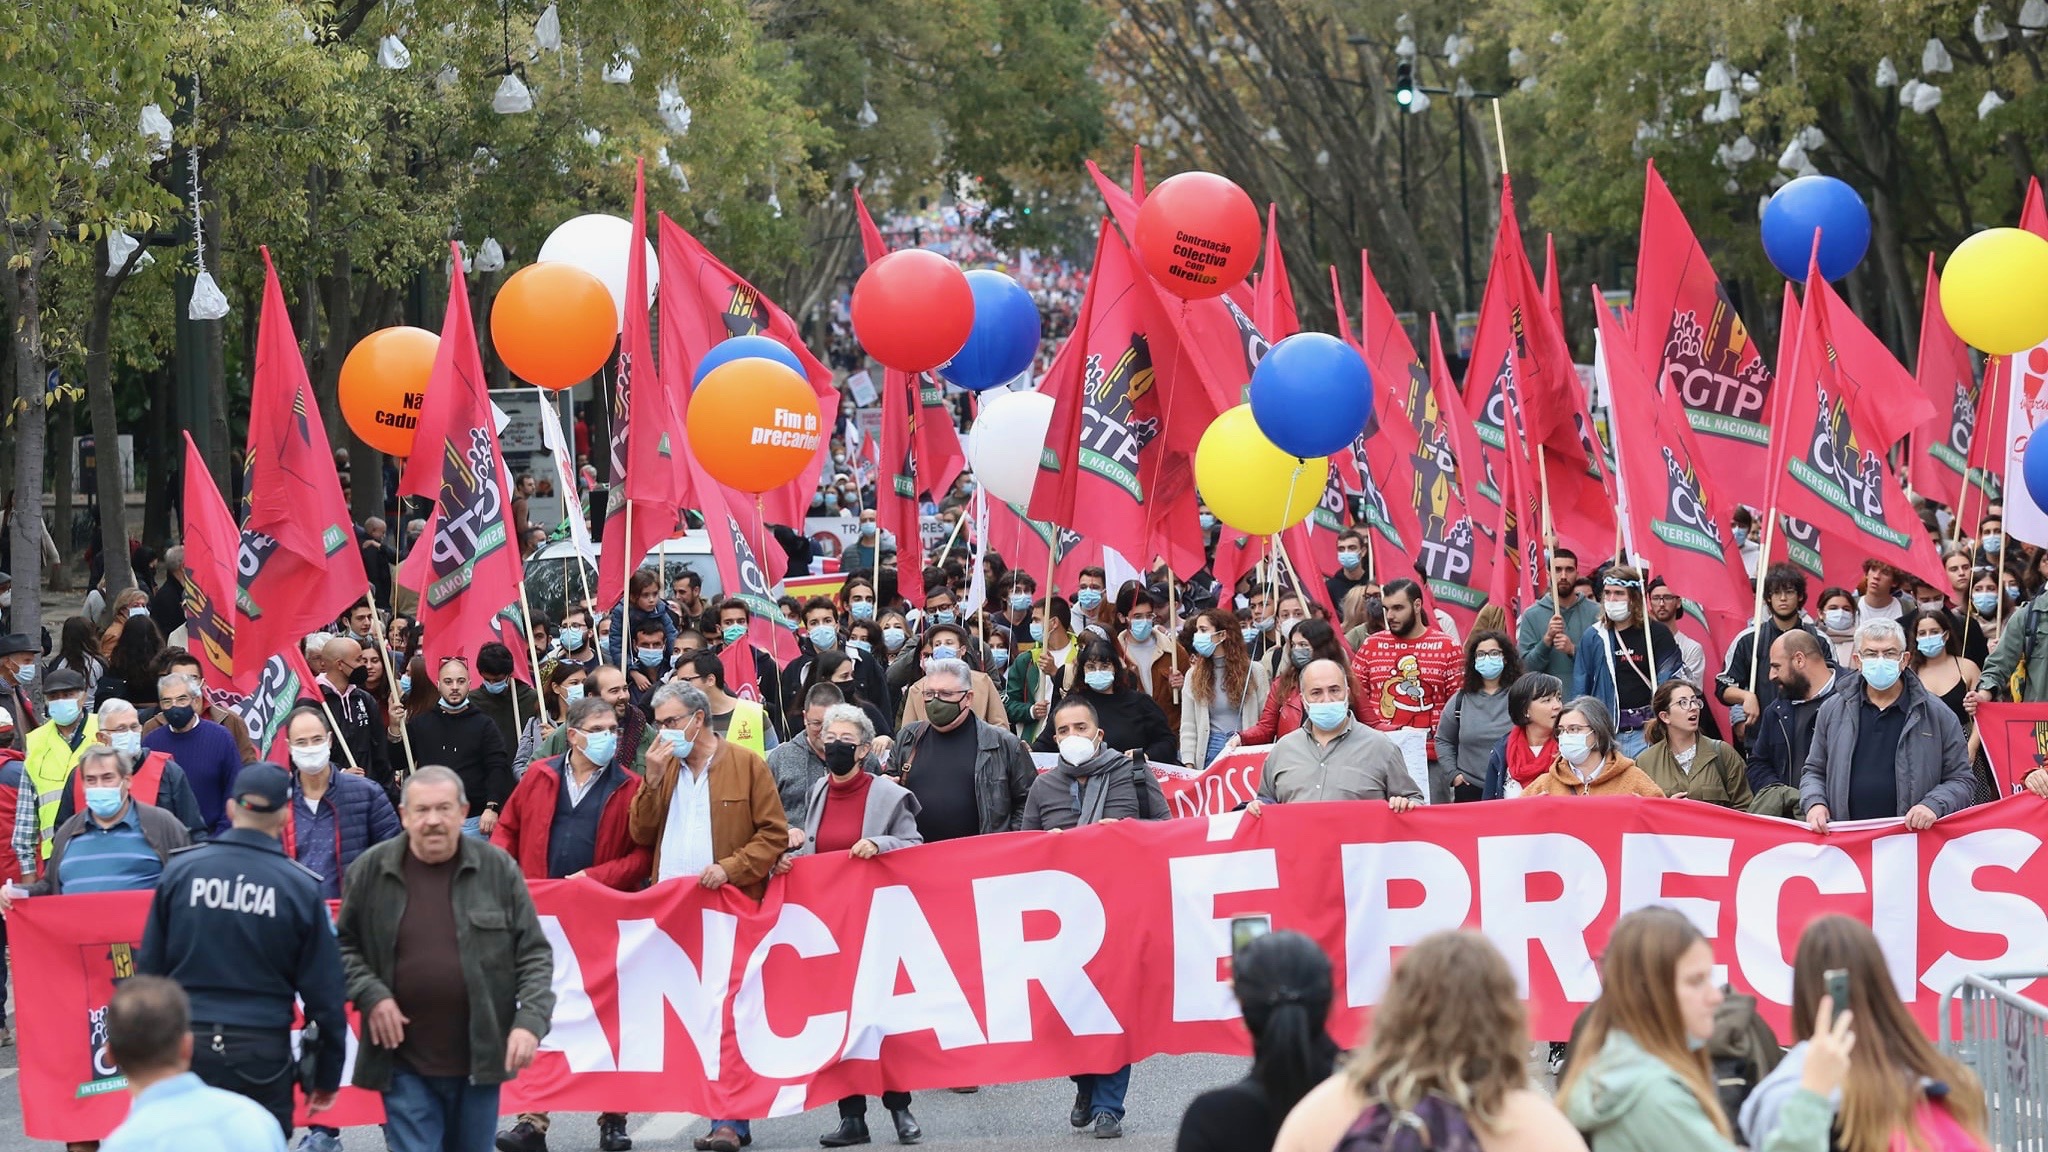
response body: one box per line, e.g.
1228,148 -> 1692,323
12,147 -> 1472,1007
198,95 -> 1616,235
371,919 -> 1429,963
1395,60 -> 1415,106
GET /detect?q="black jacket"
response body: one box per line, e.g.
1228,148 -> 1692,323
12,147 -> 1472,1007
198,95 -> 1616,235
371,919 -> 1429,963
402,703 -> 514,816
138,828 -> 347,1092
1745,675 -> 1839,792
323,680 -> 393,787
1717,619 -> 1836,722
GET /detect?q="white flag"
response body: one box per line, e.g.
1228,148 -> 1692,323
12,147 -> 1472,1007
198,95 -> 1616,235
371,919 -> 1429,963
537,390 -> 598,566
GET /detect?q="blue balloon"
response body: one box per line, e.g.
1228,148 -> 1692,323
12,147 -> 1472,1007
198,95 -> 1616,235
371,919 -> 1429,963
691,334 -> 807,389
2026,424 -> 2048,526
938,270 -> 1040,392
1761,175 -> 1871,282
1249,332 -> 1374,458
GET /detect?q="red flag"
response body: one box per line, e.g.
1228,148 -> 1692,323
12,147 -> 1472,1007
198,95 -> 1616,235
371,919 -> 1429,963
1463,179 -> 1613,569
1992,180 -> 2047,547
685,447 -> 799,667
1131,145 -> 1147,202
1541,233 -> 1567,344
179,434 -> 241,685
237,251 -> 370,668
397,246 -> 529,674
656,217 -> 840,527
1632,162 -> 1777,497
1911,253 -> 1981,508
595,166 -> 683,613
1769,254 -> 1948,590
1596,290 -> 1751,624
1253,205 -> 1299,342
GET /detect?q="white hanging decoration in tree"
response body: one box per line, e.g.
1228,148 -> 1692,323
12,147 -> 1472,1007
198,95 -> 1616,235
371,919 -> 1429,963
602,55 -> 633,84
1725,177 -> 1741,194
1975,6 -> 2009,42
1394,34 -> 1416,58
657,82 -> 692,135
1444,34 -> 1465,67
1922,37 -> 1954,73
1519,74 -> 1539,92
533,3 -> 561,50
1875,56 -> 1898,87
857,100 -> 878,127
378,34 -> 410,70
2023,0 -> 2048,32
185,71 -> 228,321
1703,59 -> 1732,91
107,229 -> 154,276
1740,71 -> 1760,94
436,65 -> 459,90
138,104 -> 173,159
1407,88 -> 1431,112
1910,81 -> 1943,113
1394,11 -> 1413,32
1262,124 -> 1283,145
1717,135 -> 1757,167
474,237 -> 505,272
1798,126 -> 1825,150
1978,90 -> 2007,118
1315,148 -> 1331,167
581,126 -> 602,146
1777,138 -> 1810,172
1507,47 -> 1527,70
1454,75 -> 1474,98
493,73 -> 533,114
1899,78 -> 1925,107
1548,29 -> 1566,45
453,241 -> 472,275
1715,89 -> 1740,121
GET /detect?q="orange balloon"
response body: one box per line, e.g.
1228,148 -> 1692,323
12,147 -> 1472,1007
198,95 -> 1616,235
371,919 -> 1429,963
687,360 -> 822,493
491,262 -> 618,389
339,327 -> 439,457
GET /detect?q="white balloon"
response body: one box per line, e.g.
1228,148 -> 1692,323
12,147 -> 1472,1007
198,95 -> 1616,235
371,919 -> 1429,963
537,214 -> 659,332
966,389 -> 1055,506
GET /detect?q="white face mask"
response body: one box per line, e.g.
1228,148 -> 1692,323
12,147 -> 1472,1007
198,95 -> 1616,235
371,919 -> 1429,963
1057,734 -> 1099,766
1602,600 -> 1631,623
290,742 -> 332,771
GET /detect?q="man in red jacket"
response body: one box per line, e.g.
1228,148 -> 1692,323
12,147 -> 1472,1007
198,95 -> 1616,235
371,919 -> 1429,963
491,694 -> 647,1152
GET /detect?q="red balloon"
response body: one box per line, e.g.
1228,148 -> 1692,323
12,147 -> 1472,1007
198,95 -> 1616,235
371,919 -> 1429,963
1133,172 -> 1261,299
851,250 -> 974,373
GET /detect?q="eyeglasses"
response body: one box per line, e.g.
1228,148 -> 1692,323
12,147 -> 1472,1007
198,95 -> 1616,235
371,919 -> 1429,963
1665,697 -> 1703,711
578,725 -> 620,736
923,688 -> 968,703
1557,724 -> 1593,736
653,714 -> 695,730
1857,649 -> 1904,662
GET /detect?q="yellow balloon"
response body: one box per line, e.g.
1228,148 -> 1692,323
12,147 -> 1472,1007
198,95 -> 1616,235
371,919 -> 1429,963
1194,405 -> 1329,536
1940,227 -> 2048,355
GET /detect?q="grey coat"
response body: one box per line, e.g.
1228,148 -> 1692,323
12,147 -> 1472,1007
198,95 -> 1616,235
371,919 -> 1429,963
795,772 -> 924,855
886,715 -> 1035,835
1021,749 -> 1150,831
32,801 -> 191,895
1800,670 -> 1976,820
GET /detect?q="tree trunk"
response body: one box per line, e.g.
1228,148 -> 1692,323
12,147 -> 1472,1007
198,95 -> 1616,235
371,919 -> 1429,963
87,237 -> 147,597
49,392 -> 73,592
141,366 -> 176,547
2,217 -> 52,653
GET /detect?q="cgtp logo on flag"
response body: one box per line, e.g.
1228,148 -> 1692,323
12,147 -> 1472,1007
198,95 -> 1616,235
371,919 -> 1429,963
1080,335 -> 1162,500
1653,446 -> 1724,558
78,940 -> 139,1098
722,284 -> 767,338
428,428 -> 510,608
1663,301 -> 1772,446
1790,387 -> 1909,550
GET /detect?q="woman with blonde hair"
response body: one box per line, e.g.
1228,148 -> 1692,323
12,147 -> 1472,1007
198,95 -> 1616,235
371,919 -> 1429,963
1561,906 -> 1854,1151
1276,930 -> 1585,1151
1740,915 -> 1987,1152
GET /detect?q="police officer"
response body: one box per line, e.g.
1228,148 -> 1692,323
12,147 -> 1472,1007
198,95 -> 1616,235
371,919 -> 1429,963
138,763 -> 347,1138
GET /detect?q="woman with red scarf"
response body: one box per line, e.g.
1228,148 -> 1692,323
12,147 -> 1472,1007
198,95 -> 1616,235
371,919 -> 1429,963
1481,673 -> 1564,799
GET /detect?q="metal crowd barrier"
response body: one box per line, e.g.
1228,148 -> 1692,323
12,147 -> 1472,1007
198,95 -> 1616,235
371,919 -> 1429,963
1939,971 -> 2048,1150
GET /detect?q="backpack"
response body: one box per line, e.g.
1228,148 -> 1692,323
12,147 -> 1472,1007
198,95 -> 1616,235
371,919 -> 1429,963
1708,990 -> 1783,1127
1336,1096 -> 1483,1152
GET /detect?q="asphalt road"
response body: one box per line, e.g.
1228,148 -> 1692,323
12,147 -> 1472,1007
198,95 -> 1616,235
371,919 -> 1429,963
0,1042 -> 1249,1152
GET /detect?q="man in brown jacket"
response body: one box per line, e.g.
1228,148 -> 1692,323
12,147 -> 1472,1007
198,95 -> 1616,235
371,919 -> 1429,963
628,679 -> 788,1152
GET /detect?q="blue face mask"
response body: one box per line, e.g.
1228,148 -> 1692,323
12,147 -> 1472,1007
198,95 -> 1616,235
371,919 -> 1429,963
658,726 -> 693,759
1199,513 -> 1217,531
481,678 -> 508,694
1084,669 -> 1114,692
1029,622 -> 1045,643
990,648 -> 1011,670
1916,635 -> 1947,658
110,731 -> 142,758
1337,548 -> 1362,570
809,625 -> 839,650
1305,701 -> 1349,731
930,644 -> 960,662
932,610 -> 957,626
721,623 -> 748,644
860,523 -> 877,538
1241,627 -> 1260,646
882,627 -> 906,651
1075,589 -> 1104,610
12,662 -> 35,685
1861,657 -> 1903,691
1129,619 -> 1155,642
1192,632 -> 1218,657
848,639 -> 873,656
1010,593 -> 1034,613
824,494 -> 841,510
1475,654 -> 1506,680
563,683 -> 585,704
85,786 -> 123,819
558,627 -> 587,651
636,648 -> 664,668
1983,533 -> 2004,554
48,698 -> 81,727
850,601 -> 876,620
1732,527 -> 1750,548
398,675 -> 412,696
1974,590 -> 2000,615
580,729 -> 618,767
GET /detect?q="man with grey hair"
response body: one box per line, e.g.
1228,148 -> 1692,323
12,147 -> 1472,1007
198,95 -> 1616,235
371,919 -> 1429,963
885,656 -> 1034,845
51,698 -> 207,839
1803,617 -> 1974,833
147,543 -> 189,636
141,671 -> 243,835
2,745 -> 189,900
339,764 -> 553,1152
630,682 -> 787,1152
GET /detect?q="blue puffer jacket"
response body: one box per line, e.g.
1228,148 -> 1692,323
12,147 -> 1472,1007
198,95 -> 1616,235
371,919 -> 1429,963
603,597 -> 681,666
291,768 -> 402,877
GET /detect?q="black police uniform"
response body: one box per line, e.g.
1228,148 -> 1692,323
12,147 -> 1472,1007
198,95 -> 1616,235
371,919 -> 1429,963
137,826 -> 348,1135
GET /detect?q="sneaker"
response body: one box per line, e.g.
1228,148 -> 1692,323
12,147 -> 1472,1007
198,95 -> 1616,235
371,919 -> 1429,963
297,1132 -> 344,1152
1547,1040 -> 1569,1077
1092,1112 -> 1123,1140
495,1121 -> 547,1152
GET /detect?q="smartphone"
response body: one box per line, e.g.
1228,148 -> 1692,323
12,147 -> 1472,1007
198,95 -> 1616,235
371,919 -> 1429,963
1824,967 -> 1851,1013
1230,914 -> 1272,958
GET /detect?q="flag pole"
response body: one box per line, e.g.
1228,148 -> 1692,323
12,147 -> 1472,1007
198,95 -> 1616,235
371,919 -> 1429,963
517,578 -> 550,725
931,508 -> 968,573
1490,98 -> 1562,620
315,688 -> 363,774
618,499 -> 633,671
366,584 -> 417,769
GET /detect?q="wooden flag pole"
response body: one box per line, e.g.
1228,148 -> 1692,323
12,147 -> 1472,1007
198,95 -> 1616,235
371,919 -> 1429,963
366,584 -> 416,770
313,683 -> 363,774
517,578 -> 550,726
618,499 -> 634,671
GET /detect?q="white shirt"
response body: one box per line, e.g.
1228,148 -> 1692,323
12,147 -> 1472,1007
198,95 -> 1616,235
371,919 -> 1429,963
1125,636 -> 1159,693
655,762 -> 715,882
1857,595 -> 1904,626
564,761 -> 604,808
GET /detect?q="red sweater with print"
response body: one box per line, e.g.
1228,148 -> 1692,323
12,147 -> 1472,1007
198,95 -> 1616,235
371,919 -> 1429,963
1350,629 -> 1462,737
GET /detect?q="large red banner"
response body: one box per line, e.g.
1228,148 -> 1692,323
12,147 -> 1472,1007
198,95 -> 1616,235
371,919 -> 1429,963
17,796 -> 2048,1141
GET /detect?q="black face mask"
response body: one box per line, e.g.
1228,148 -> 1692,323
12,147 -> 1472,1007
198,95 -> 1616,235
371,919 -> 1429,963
349,666 -> 370,690
823,741 -> 859,775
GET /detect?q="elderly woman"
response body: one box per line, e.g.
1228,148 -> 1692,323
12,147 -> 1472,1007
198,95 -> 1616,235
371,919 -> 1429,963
1520,696 -> 1665,798
1634,679 -> 1752,808
786,703 -> 924,1148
